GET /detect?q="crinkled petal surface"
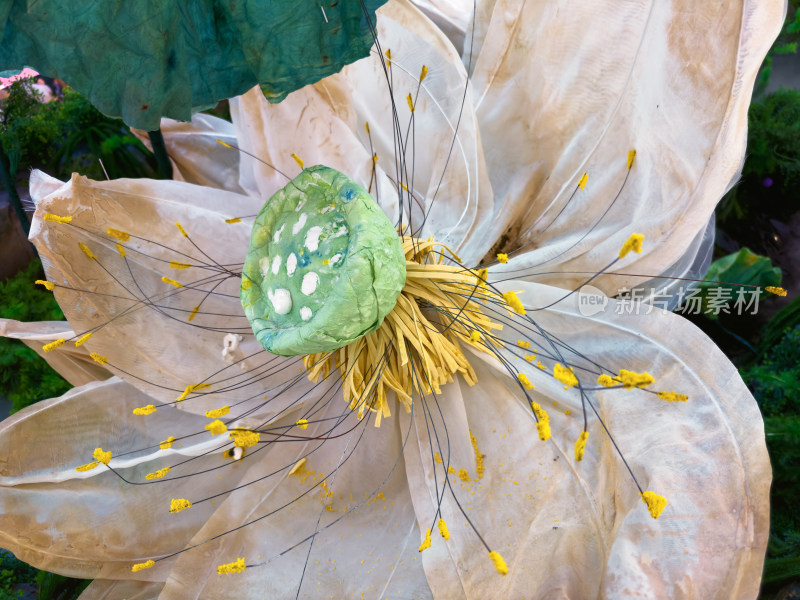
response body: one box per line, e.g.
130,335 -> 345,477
472,0 -> 784,293
28,173 -> 317,418
0,0 -> 388,130
400,281 -> 770,598
131,114 -> 246,194
230,0 -> 502,265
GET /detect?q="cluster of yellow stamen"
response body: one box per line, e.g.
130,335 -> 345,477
217,557 -> 247,575
75,447 -> 112,472
303,238 -> 503,426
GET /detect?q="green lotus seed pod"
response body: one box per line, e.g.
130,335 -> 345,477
242,165 -> 406,356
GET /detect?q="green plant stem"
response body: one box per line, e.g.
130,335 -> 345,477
0,145 -> 29,235
148,129 -> 172,180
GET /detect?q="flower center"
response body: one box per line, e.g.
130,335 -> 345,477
304,236 -> 503,426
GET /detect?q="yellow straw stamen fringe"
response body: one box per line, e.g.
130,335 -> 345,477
304,237 -> 503,427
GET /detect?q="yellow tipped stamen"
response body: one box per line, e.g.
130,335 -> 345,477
89,352 -> 108,364
384,48 -> 391,66
161,276 -> 182,288
106,228 -> 130,241
176,382 -> 211,402
205,406 -> 230,419
524,354 -> 536,362
133,404 -> 157,416
74,332 -> 93,347
488,551 -> 508,576
627,149 -> 636,169
43,213 -> 72,224
496,253 -> 508,263
418,528 -> 431,552
205,420 -> 227,436
176,222 -> 188,237
475,268 -> 488,285
578,173 -> 589,190
517,372 -> 534,390
469,430 -> 484,480
92,448 -> 112,465
437,518 -> 449,540
131,560 -> 155,572
657,391 -> 688,402
78,242 -> 96,260
145,467 -> 171,480
458,468 -> 470,482
169,498 -> 192,513
225,217 -> 242,224
296,419 -> 309,430
217,557 -> 246,575
229,429 -> 260,449
553,363 -> 578,388
407,93 -> 415,112
169,261 -> 191,269
42,339 -> 65,353
116,242 -> 126,257
35,279 -> 54,291
419,65 -> 428,82
516,340 -> 531,349
765,286 -> 787,297
618,369 -> 654,389
641,491 -> 667,519
531,402 -> 551,441
289,457 -> 307,476
291,153 -> 304,169
75,461 -> 99,472
365,122 -> 370,134
597,374 -> 617,387
372,153 -> 378,165
574,430 -> 589,461
159,436 -> 176,450
469,330 -> 482,344
304,237 -> 502,427
502,290 -> 526,315
216,139 -> 232,148
188,306 -> 200,322
619,233 -> 644,259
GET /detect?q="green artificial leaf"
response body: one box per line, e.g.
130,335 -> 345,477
773,41 -> 798,54
0,0 -> 388,130
691,248 -> 782,319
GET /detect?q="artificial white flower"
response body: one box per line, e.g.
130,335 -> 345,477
0,1 -> 782,598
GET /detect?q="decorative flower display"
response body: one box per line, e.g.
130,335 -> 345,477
0,1 -> 783,598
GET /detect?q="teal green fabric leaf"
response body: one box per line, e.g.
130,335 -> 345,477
0,0 -> 387,130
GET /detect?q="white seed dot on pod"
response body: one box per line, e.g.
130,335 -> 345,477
301,272 -> 319,295
330,253 -> 343,265
287,253 -> 297,276
273,224 -> 285,244
292,213 -> 308,235
305,226 -> 323,252
259,256 -> 271,278
300,307 -> 312,321
232,446 -> 244,460
271,255 -> 281,275
267,288 -> 292,315
333,225 -> 347,238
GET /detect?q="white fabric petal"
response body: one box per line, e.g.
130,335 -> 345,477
473,0 -> 784,293
401,281 -> 770,598
28,174 -> 313,417
156,397 -> 431,600
230,0 -> 500,264
132,114 -> 246,194
0,319 -> 112,386
0,377 -> 248,580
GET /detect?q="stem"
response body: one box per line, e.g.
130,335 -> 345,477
148,129 -> 173,179
0,144 -> 29,235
